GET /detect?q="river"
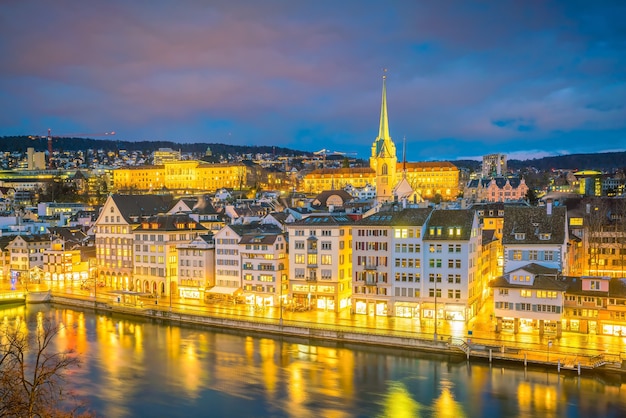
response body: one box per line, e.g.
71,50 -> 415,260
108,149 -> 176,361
2,304 -> 625,418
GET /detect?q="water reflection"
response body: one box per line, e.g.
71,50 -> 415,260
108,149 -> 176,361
1,304 -> 626,418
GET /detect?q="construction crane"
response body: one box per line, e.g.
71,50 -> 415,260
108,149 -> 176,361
29,129 -> 115,169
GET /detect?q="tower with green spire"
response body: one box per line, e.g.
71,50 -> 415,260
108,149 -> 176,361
370,72 -> 398,203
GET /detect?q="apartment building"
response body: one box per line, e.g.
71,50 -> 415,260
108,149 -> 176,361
490,263 -> 567,337
133,213 -> 206,297
502,201 -> 569,274
287,214 -> 354,313
422,209 -> 482,322
7,234 -> 51,284
239,225 -> 288,307
352,207 -> 433,317
177,234 -> 215,300
93,194 -> 174,290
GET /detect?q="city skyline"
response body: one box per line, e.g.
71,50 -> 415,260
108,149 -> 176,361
1,1 -> 625,161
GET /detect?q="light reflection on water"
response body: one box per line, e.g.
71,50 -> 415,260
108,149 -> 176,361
2,304 -> 626,418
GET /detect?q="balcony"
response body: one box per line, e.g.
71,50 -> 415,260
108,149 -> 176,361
365,279 -> 378,286
364,265 -> 378,271
306,276 -> 317,282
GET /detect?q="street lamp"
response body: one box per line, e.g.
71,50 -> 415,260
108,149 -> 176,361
279,276 -> 283,326
548,340 -> 553,362
434,277 -> 438,341
169,275 -> 172,312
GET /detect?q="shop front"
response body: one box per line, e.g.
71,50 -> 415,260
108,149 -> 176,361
354,299 -> 388,316
395,302 -> 420,318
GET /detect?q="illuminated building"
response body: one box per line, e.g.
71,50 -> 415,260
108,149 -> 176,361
352,208 -> 432,317
501,201 -> 569,275
93,194 -> 174,290
239,227 -> 288,307
112,160 -> 249,194
464,176 -> 529,202
152,147 -> 181,165
43,237 -> 92,283
490,263 -> 567,336
303,77 -> 459,201
7,234 -> 51,284
211,223 -> 287,305
287,214 -> 354,312
423,208 -> 482,321
482,153 -> 507,178
177,234 -> 215,300
133,213 -> 206,297
573,170 -> 603,196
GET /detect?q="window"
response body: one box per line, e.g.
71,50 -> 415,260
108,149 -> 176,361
513,250 -> 522,260
544,251 -> 554,261
295,254 -> 304,264
321,255 -> 332,265
499,289 -> 509,296
521,289 -> 532,298
529,250 -> 538,261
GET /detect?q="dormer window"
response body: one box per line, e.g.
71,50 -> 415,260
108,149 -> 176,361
539,233 -> 551,240
515,233 -> 525,240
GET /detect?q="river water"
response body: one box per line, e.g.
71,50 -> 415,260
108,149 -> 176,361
2,304 -> 626,418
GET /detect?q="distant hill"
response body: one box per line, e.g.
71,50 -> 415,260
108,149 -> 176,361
2,135 -> 624,171
454,151 -> 626,172
0,136 -> 311,158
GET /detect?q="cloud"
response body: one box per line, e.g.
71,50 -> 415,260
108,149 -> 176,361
0,0 -> 625,161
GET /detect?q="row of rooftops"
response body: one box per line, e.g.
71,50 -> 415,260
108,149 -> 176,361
490,263 -> 626,298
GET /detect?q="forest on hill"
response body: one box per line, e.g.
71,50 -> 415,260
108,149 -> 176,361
1,135 -> 625,171
0,136 -> 309,158
454,151 -> 626,172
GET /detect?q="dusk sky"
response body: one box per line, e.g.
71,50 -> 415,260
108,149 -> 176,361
1,1 -> 625,161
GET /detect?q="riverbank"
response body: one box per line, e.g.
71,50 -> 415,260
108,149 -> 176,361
40,291 -> 626,378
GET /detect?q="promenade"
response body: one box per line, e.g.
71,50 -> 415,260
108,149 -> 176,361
3,280 -> 626,376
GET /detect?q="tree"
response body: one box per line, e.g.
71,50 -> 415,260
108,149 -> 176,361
0,317 -> 92,417
525,188 -> 539,206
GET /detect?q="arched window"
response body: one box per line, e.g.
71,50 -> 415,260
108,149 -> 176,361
381,163 -> 388,175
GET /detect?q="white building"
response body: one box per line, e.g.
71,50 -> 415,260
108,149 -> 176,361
422,209 -> 482,322
239,226 -> 288,307
490,263 -> 567,337
7,234 -> 51,284
502,201 -> 569,274
177,234 -> 215,300
352,207 -> 433,317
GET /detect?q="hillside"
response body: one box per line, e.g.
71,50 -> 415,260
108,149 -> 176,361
454,151 -> 626,172
0,136 -> 311,158
2,135 -> 625,171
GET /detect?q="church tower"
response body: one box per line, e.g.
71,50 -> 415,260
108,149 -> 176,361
370,73 -> 398,203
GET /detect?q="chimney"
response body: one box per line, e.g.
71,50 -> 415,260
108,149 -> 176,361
546,198 -> 553,215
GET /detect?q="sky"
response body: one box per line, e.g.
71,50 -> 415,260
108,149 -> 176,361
1,1 -> 625,162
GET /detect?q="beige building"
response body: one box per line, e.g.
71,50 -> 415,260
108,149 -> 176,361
93,194 -> 174,290
133,213 -> 206,297
286,214 -> 354,313
113,160 -> 249,194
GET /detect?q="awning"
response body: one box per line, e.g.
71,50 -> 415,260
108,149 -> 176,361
207,286 -> 241,295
